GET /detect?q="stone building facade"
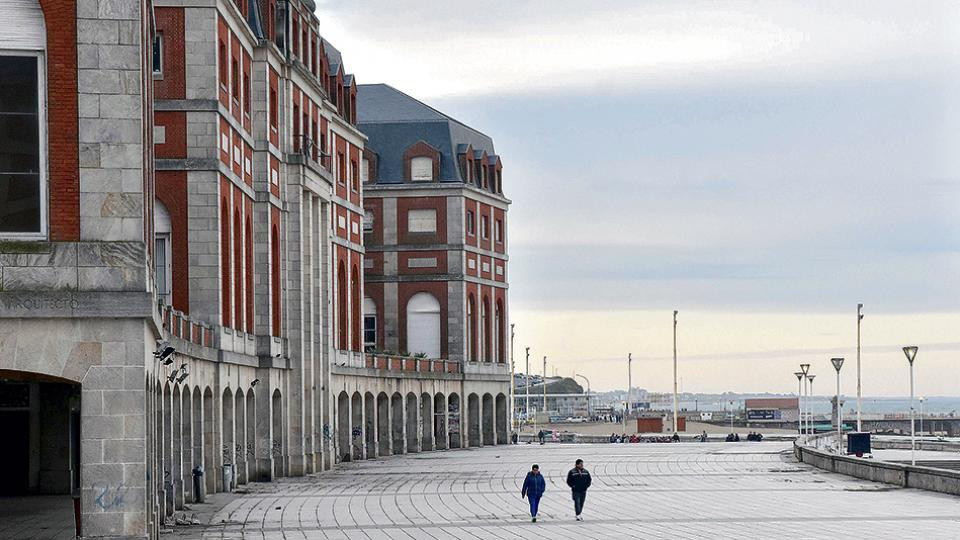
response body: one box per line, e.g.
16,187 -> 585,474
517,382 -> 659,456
0,2 -> 511,539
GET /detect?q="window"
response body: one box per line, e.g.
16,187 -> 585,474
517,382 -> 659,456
362,209 -> 374,233
363,297 -> 377,351
495,219 -> 503,243
154,201 -> 173,304
481,215 -> 489,239
218,41 -> 227,87
0,54 -> 44,235
231,58 -> 239,101
407,292 -> 440,358
467,295 -> 476,361
466,210 -> 475,236
350,159 -> 358,192
292,104 -> 299,151
360,158 -> 369,183
152,34 -> 163,75
481,298 -> 489,362
410,156 -> 433,181
269,88 -> 277,131
407,209 -> 436,233
243,71 -> 250,116
337,152 -> 345,185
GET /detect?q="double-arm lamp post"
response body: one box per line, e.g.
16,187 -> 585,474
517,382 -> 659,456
831,357 -> 845,454
904,346 -> 918,465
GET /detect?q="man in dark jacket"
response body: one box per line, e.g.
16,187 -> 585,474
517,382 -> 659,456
565,458 -> 592,521
521,464 -> 546,522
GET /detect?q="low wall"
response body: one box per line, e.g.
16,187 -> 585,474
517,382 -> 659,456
794,436 -> 960,497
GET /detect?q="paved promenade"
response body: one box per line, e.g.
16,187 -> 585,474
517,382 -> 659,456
177,442 -> 960,539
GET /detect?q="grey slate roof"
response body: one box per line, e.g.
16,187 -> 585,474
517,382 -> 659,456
357,84 -> 497,184
323,38 -> 343,74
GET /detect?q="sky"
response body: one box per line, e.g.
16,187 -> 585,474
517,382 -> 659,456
315,1 -> 960,395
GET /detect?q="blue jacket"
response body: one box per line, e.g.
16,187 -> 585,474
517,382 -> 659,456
522,472 -> 546,498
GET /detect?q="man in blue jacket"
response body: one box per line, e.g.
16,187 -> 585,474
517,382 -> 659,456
521,464 -> 546,522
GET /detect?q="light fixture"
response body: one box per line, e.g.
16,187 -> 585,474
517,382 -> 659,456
903,346 -> 918,364
154,343 -> 175,364
175,370 -> 189,384
800,363 -> 810,375
251,379 -> 260,387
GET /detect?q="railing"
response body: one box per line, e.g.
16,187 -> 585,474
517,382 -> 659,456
363,354 -> 461,375
159,304 -> 214,348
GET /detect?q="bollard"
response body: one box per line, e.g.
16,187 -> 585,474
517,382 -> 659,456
222,464 -> 233,492
192,466 -> 205,503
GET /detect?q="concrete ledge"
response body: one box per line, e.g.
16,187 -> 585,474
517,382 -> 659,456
795,436 -> 960,496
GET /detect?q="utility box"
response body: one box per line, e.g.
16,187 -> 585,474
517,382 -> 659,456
847,432 -> 871,456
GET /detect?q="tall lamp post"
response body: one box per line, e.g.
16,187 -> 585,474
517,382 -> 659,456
542,356 -> 548,422
794,372 -> 805,435
624,353 -> 632,435
575,374 -> 591,419
525,347 -> 530,430
807,374 -> 816,435
800,364 -> 810,435
831,357 -> 845,454
673,310 -> 679,433
856,304 -> 864,432
903,346 -> 918,465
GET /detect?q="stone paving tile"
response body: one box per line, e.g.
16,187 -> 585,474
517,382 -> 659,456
170,442 -> 960,539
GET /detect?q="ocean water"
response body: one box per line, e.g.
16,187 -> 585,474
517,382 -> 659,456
676,396 -> 960,417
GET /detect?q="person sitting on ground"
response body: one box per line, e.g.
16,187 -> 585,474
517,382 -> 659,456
756,432 -> 763,442
734,433 -> 740,442
701,430 -> 708,442
672,432 -> 680,442
725,433 -> 734,442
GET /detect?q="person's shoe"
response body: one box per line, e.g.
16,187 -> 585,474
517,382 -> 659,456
532,517 -> 537,522
576,515 -> 582,521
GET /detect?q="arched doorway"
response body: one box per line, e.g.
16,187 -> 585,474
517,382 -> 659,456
271,389 -> 283,479
405,393 -> 419,452
363,392 -> 375,458
433,393 -> 447,450
222,388 -> 234,490
467,394 -> 480,447
351,392 -> 363,460
406,292 -> 440,358
245,390 -> 256,481
496,393 -> 508,444
337,392 -> 350,462
420,393 -> 433,451
482,393 -> 494,445
391,393 -> 404,454
447,393 -> 461,449
377,392 -> 390,456
203,387 -> 215,493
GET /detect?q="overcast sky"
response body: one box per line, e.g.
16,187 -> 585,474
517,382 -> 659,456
317,1 -> 960,395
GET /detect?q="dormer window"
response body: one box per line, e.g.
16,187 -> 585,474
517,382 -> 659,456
411,156 -> 433,181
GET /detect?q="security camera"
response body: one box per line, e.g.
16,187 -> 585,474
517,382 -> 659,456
154,343 -> 176,364
175,371 -> 189,384
251,379 -> 260,387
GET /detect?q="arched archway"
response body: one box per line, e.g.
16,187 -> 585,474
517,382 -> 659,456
420,393 -> 433,451
433,393 -> 446,450
447,393 -> 461,449
405,393 -> 419,452
363,392 -> 375,458
467,393 -> 480,447
245,390 -> 256,481
172,385 -> 183,508
406,292 -> 440,358
337,391 -> 350,462
181,385 -> 193,503
192,387 -> 203,499
377,392 -> 390,456
222,388 -> 234,490
203,387 -> 215,493
496,393 -> 508,444
271,389 -> 283,479
482,393 -> 494,445
391,392 -> 404,454
351,392 -> 363,460
234,389 -> 246,485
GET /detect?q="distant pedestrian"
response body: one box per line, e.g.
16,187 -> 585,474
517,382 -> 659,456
538,430 -> 546,445
521,464 -> 546,522
565,458 -> 592,521
512,432 -> 519,444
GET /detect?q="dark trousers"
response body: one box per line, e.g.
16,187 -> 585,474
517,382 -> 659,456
572,490 -> 586,515
528,495 -> 541,517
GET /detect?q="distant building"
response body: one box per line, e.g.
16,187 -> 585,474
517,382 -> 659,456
745,398 -> 799,423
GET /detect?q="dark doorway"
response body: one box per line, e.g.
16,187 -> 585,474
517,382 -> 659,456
0,410 -> 30,495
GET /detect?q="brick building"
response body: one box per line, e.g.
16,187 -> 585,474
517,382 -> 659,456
0,2 -> 511,538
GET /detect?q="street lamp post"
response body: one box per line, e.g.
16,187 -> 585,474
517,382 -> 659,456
795,372 -> 805,435
729,400 -> 735,432
624,353 -> 632,435
807,374 -> 816,435
525,347 -> 530,430
800,364 -> 810,435
831,357 -> 845,454
673,310 -> 679,433
575,374 -> 591,419
542,356 -> 548,422
903,346 -> 918,465
857,304 -> 863,432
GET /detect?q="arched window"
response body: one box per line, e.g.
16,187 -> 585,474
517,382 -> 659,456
467,294 -> 476,361
481,297 -> 490,362
495,300 -> 503,363
351,265 -> 360,351
406,292 -> 440,358
410,156 -> 433,181
154,200 -> 172,304
337,261 -> 347,350
363,297 -> 377,351
0,1 -> 46,237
